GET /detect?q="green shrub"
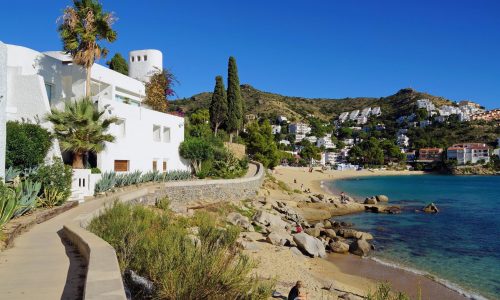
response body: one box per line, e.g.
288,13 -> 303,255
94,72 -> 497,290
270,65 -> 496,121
95,171 -> 116,194
366,282 -> 412,300
6,121 -> 52,169
38,187 -> 67,208
30,158 -> 72,205
0,182 -> 17,228
89,202 -> 274,299
91,167 -> 101,174
155,196 -> 170,211
13,180 -> 42,217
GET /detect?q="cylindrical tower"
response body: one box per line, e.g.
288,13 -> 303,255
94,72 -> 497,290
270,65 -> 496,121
128,49 -> 163,82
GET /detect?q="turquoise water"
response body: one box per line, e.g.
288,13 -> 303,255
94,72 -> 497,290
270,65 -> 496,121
330,175 -> 500,300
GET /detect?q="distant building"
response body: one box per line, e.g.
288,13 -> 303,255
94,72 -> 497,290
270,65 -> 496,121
349,110 -> 360,120
279,140 -> 291,146
418,148 -> 443,162
419,120 -> 432,128
305,136 -> 317,143
360,107 -> 372,117
397,134 -> 410,147
343,138 -> 355,146
356,115 -> 368,125
416,99 -> 436,112
375,123 -> 386,131
322,152 -> 340,165
271,125 -> 281,135
435,115 -> 447,123
405,151 -> 416,162
277,115 -> 288,123
492,148 -> 500,157
471,109 -> 500,122
447,143 -> 490,165
317,136 -> 336,149
371,107 -> 382,116
295,134 -> 306,142
289,122 -> 311,135
245,114 -> 257,122
338,112 -> 349,123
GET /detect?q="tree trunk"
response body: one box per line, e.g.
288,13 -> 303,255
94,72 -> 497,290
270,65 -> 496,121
229,133 -> 233,143
214,124 -> 219,137
73,152 -> 84,169
85,66 -> 92,97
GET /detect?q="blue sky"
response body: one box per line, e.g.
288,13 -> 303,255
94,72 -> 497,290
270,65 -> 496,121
1,0 -> 499,108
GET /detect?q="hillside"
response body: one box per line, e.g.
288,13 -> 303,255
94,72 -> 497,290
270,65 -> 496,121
169,85 -> 455,122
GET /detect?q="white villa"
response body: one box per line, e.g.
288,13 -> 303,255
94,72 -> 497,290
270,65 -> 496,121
0,42 -> 189,193
289,122 -> 311,135
316,135 -> 336,149
447,143 -> 490,165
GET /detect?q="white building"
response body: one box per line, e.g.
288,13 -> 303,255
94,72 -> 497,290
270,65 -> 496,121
305,136 -> 317,144
447,143 -> 490,165
279,140 -> 291,146
0,42 -> 189,186
128,49 -> 162,83
289,122 -> 311,135
371,107 -> 381,116
295,134 -> 306,142
360,107 -> 372,117
277,115 -> 288,123
338,112 -> 349,123
416,99 -> 435,112
397,134 -> 409,147
317,135 -> 336,149
321,152 -> 340,165
356,115 -> 368,125
349,110 -> 360,120
271,125 -> 281,135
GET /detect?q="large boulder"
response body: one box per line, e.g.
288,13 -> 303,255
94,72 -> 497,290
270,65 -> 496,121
304,227 -> 321,238
293,233 -> 327,258
323,229 -> 337,239
349,239 -> 372,256
364,197 -> 377,204
266,232 -> 289,246
376,195 -> 389,202
355,231 -> 373,240
338,228 -> 358,239
329,241 -> 350,253
227,212 -> 254,232
253,210 -> 288,228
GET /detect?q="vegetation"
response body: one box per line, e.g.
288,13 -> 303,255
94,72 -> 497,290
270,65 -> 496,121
365,282 -> 415,300
226,56 -> 244,141
209,75 -> 228,136
245,120 -> 280,168
144,69 -> 176,113
0,183 -> 17,229
88,202 -> 274,299
106,52 -> 128,75
46,97 -> 118,169
6,121 -> 52,169
179,138 -> 214,175
30,157 -> 73,204
58,0 -> 117,97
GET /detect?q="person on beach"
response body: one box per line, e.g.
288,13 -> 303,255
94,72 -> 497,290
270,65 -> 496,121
294,178 -> 297,184
294,287 -> 308,300
287,281 -> 302,300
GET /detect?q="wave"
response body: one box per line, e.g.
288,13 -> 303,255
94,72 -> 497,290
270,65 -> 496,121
368,256 -> 490,300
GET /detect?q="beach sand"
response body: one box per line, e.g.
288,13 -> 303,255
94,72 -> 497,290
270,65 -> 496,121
249,166 -> 469,299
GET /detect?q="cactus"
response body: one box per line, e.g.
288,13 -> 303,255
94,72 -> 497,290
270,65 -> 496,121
38,187 -> 65,208
13,180 -> 42,217
0,183 -> 17,227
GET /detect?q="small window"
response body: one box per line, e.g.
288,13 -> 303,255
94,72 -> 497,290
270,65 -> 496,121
152,160 -> 157,171
144,55 -> 148,61
138,56 -> 141,62
163,127 -> 171,143
131,56 -> 135,62
153,125 -> 161,142
45,83 -> 53,103
163,160 -> 167,172
115,119 -> 126,138
114,160 -> 129,172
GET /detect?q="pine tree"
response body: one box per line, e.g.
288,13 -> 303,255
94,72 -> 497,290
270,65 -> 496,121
226,56 -> 243,142
106,53 -> 128,75
209,76 -> 228,136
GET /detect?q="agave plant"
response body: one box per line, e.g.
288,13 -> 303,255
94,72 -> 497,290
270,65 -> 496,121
141,170 -> 161,183
38,187 -> 66,208
94,171 -> 116,193
0,183 -> 17,228
5,167 -> 21,183
163,170 -> 191,181
13,180 -> 42,217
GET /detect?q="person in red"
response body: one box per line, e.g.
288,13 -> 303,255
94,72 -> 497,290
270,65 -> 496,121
295,224 -> 303,233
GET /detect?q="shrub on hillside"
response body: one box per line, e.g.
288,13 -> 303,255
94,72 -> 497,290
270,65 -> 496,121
6,121 -> 52,169
89,202 -> 274,299
30,158 -> 72,205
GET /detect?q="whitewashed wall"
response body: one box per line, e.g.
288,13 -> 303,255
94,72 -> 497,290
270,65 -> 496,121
0,42 -> 7,179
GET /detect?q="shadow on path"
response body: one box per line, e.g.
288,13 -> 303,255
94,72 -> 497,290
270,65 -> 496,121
57,229 -> 86,300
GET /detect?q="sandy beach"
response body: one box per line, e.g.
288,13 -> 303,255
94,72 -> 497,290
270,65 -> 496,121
248,166 -> 470,299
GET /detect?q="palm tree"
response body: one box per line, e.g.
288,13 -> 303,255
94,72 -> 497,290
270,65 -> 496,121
58,0 -> 117,97
46,98 -> 118,169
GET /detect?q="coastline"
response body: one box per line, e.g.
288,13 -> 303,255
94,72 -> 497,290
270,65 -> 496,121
269,166 -> 476,300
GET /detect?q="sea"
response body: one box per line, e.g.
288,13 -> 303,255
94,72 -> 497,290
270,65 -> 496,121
329,175 -> 500,300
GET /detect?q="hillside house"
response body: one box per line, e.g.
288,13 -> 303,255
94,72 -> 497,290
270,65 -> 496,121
447,143 -> 490,165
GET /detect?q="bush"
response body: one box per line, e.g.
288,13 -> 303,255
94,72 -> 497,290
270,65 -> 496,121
6,121 -> 52,169
366,282 -> 412,300
91,167 -> 101,174
94,171 -> 116,194
0,182 -> 17,228
30,158 -> 72,205
89,202 -> 274,299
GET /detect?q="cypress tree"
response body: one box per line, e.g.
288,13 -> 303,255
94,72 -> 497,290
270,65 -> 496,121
226,56 -> 243,141
209,76 -> 227,136
106,53 -> 129,75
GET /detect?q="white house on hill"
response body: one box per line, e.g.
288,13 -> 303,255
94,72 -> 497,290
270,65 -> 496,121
0,41 -> 189,187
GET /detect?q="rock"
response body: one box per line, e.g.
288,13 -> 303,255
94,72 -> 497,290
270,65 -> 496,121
365,206 -> 379,213
272,201 -> 304,224
227,212 -> 254,232
376,195 -> 389,202
349,239 -> 371,256
314,222 -> 325,229
293,232 -> 327,258
338,228 -> 358,238
340,221 -> 352,227
385,206 -> 401,214
323,220 -> 332,228
309,195 -> 322,203
316,194 -> 325,200
329,241 -> 349,253
253,210 -> 288,228
355,231 -> 373,240
423,202 -> 439,213
339,293 -> 353,300
304,227 -> 321,238
266,232 -> 288,246
364,197 -> 377,204
323,229 -> 337,239
290,246 -> 304,257
241,241 -> 260,251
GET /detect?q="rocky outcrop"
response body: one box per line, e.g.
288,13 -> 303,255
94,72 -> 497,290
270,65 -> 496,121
423,203 -> 439,213
323,229 -> 337,239
266,231 -> 291,246
349,239 -> 372,256
293,232 -> 327,258
376,195 -> 389,202
364,197 -> 377,204
227,212 -> 254,232
304,227 -> 321,238
329,241 -> 349,253
253,210 -> 289,229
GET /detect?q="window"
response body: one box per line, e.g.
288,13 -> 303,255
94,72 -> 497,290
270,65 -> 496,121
163,160 -> 167,172
153,125 -> 161,142
115,119 -> 126,138
138,56 -> 141,61
163,127 -> 171,143
144,55 -> 148,61
45,83 -> 53,103
114,160 -> 129,172
152,160 -> 157,171
131,56 -> 135,62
